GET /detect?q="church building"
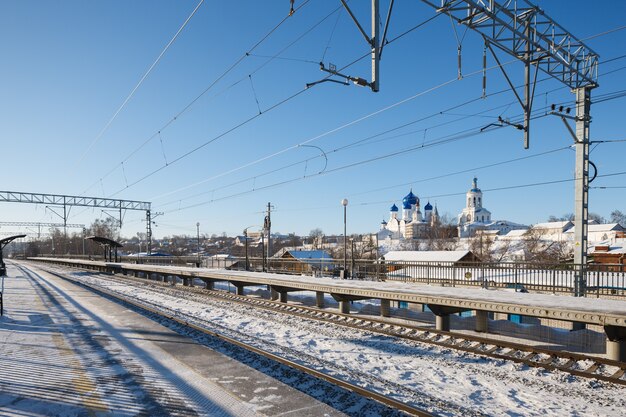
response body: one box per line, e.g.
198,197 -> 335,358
378,190 -> 439,240
457,177 -> 526,238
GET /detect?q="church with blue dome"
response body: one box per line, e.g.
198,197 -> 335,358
378,189 -> 439,240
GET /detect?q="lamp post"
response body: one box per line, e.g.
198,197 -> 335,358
341,198 -> 348,278
196,222 -> 200,267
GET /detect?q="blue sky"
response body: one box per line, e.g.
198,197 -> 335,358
1,1 -> 625,239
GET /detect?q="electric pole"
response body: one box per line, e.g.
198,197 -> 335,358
264,202 -> 274,261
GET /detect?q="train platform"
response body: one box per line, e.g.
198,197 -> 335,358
32,257 -> 626,361
0,262 -> 360,416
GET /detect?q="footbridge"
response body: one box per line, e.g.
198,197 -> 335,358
29,257 -> 626,361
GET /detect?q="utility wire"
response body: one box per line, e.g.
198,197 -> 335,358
79,0 -> 328,197
154,100 -> 522,209
157,104 -> 561,214
150,56 -> 520,201
152,63 -> 626,204
103,12 -> 446,201
77,0 -> 205,165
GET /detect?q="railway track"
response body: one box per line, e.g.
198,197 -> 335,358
29,262 -> 626,389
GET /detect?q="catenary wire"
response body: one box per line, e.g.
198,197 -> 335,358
78,0 -> 316,196
77,0 -> 206,165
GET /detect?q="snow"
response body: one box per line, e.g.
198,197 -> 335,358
383,250 -> 472,263
29,262 -> 626,416
67,264 -> 626,416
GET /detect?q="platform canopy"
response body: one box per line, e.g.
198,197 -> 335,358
0,234 -> 26,250
85,236 -> 123,248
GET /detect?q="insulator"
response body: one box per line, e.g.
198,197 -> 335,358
457,45 -> 462,80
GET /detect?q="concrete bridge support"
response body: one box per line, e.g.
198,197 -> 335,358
234,283 -> 246,296
435,314 -> 450,331
315,291 -> 325,308
331,294 -> 372,315
202,279 -> 214,290
428,305 -> 470,332
604,326 -> 626,362
475,310 -> 489,333
339,300 -> 351,314
268,285 -> 299,304
380,299 -> 390,317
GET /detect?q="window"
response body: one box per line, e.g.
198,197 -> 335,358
473,197 -> 476,205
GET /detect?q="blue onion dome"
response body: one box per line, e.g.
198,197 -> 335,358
424,201 -> 433,211
402,189 -> 419,208
390,204 -> 399,212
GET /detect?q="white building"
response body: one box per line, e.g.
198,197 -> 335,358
457,177 -> 526,238
378,190 -> 439,240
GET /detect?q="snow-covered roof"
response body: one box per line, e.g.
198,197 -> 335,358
532,221 -> 573,231
383,250 -> 473,263
565,223 -> 625,233
490,220 -> 527,228
503,229 -> 528,238
209,254 -> 236,259
590,238 -> 626,254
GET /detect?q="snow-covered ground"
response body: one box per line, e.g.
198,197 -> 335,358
40,263 -> 626,417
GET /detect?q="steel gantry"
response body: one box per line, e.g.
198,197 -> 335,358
0,222 -> 85,239
416,0 -> 599,297
328,0 -> 598,296
0,190 -> 155,254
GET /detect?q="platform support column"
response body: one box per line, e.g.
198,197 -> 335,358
380,299 -> 390,317
435,314 -> 450,331
605,326 -> 626,362
203,279 -> 214,290
315,291 -> 325,308
234,283 -> 245,296
475,310 -> 488,333
270,287 -> 280,301
339,300 -> 351,314
279,291 -> 288,303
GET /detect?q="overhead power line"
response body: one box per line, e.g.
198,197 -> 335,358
105,13 -> 445,199
149,55 -> 626,205
77,0 -> 206,165
78,0 -> 326,197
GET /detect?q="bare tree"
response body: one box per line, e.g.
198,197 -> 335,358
468,230 -> 493,261
611,210 -> 626,227
522,227 -> 572,263
309,228 -> 324,249
423,213 -> 459,250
